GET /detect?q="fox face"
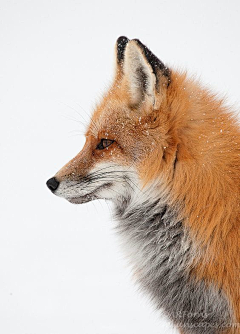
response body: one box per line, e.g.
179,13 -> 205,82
47,37 -> 175,205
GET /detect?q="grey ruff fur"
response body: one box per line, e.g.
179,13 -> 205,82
114,197 -> 231,334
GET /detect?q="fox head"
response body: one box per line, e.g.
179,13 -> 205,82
47,37 -> 181,206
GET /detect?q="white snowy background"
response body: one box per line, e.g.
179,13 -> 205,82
0,0 -> 240,333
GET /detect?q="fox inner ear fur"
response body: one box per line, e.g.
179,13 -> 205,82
117,38 -> 170,109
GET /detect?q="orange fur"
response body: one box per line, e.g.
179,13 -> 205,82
138,71 -> 240,332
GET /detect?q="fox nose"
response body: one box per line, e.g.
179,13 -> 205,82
46,177 -> 59,192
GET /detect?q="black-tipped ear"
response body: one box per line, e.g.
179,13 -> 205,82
132,39 -> 170,86
116,36 -> 129,64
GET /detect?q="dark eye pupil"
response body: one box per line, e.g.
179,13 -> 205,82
96,139 -> 114,150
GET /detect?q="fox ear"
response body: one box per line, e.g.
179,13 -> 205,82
123,39 -> 170,108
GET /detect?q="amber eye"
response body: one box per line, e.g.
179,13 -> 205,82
96,139 -> 114,150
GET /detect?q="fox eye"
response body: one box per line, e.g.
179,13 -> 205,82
96,139 -> 114,150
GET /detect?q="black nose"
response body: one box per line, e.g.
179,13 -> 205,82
46,177 -> 59,192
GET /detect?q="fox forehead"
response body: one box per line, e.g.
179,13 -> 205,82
87,98 -> 137,139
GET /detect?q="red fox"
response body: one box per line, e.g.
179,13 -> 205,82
47,37 -> 240,334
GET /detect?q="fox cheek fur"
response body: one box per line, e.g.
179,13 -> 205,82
47,37 -> 240,334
